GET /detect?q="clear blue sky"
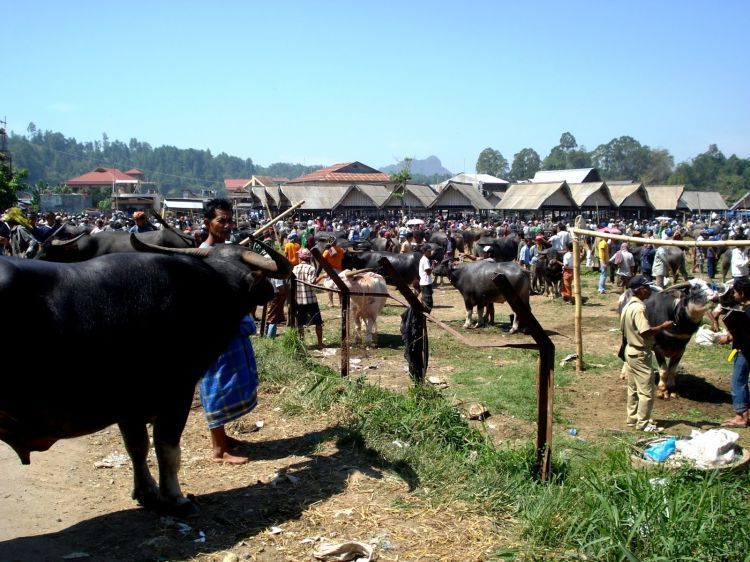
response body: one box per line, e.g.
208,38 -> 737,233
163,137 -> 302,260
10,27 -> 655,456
4,0 -> 749,175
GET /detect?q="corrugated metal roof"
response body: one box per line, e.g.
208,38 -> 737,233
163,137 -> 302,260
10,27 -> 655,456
679,191 -> 728,211
67,167 -> 140,186
448,172 -> 509,185
568,182 -> 616,207
164,199 -> 204,210
496,182 -> 574,210
644,185 -> 685,211
532,168 -> 601,184
430,181 -> 493,210
286,161 -> 390,184
224,178 -> 251,191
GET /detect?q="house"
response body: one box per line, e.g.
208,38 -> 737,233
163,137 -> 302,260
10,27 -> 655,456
285,162 -> 390,185
66,167 -> 159,213
495,182 -> 576,219
435,173 -> 509,196
606,182 -> 654,218
429,181 -> 494,215
644,185 -> 686,213
679,191 -> 728,213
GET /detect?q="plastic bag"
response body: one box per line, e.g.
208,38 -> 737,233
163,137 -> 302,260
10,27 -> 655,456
644,437 -> 676,462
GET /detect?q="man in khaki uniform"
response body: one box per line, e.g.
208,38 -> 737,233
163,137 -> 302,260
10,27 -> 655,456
620,276 -> 675,432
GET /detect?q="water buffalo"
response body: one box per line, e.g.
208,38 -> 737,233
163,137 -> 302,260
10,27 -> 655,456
473,235 -> 519,262
433,258 -> 531,333
321,270 -> 389,345
343,250 -> 421,286
35,226 -> 196,262
0,237 -> 291,516
618,279 -> 713,399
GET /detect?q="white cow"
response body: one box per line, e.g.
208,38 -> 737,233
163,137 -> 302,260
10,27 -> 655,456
321,270 -> 389,346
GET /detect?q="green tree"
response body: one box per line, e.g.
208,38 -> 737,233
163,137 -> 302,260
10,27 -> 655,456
591,136 -> 651,180
389,157 -> 413,219
509,148 -> 541,181
475,147 -> 508,178
0,159 -> 29,210
641,148 -> 674,185
542,132 -> 592,171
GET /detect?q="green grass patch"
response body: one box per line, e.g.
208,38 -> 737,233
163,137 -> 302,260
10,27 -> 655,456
254,333 -> 750,561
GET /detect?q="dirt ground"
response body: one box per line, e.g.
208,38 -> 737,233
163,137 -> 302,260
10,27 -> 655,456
0,274 -> 742,561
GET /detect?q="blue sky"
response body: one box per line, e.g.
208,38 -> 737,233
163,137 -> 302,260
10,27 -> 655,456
4,0 -> 749,175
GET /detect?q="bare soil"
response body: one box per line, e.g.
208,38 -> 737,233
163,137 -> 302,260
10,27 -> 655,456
0,276 -> 742,561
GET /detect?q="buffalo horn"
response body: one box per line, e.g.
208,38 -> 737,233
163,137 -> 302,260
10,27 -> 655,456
50,232 -> 87,246
129,234 -> 211,257
666,282 -> 692,292
241,237 -> 292,279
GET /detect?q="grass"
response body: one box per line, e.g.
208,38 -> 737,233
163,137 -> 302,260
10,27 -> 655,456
253,332 -> 750,561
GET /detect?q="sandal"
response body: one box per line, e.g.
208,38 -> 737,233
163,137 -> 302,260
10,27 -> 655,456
720,419 -> 748,428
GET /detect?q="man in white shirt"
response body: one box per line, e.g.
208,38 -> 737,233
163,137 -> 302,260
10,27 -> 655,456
419,245 -> 435,312
730,245 -> 749,280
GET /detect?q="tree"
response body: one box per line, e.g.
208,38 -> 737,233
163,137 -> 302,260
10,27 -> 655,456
509,148 -> 541,181
541,132 -> 591,171
641,149 -> 674,185
591,136 -> 651,180
559,132 -> 578,151
0,158 -> 29,210
475,148 -> 508,178
389,157 -> 413,219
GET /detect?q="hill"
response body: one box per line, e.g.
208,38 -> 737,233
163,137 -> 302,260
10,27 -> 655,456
380,155 -> 452,177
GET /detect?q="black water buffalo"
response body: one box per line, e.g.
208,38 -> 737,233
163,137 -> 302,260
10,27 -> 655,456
472,235 -> 519,262
343,250 -> 421,286
533,250 -> 563,297
0,237 -> 290,516
433,258 -> 531,333
618,279 -> 712,399
35,226 -> 196,262
660,246 -> 690,284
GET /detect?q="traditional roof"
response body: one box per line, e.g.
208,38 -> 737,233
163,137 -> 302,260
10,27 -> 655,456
352,184 -> 392,208
731,191 -> 750,211
382,184 -> 436,209
286,161 -> 390,184
679,191 -> 728,211
644,185 -> 685,211
429,181 -> 493,210
66,167 -> 139,186
224,178 -> 251,192
496,182 -> 575,210
532,168 -> 601,184
607,182 -> 652,208
125,168 -> 144,176
568,182 -> 616,208
280,183 -> 353,210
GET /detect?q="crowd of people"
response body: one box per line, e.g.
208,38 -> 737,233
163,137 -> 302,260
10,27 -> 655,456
5,202 -> 750,441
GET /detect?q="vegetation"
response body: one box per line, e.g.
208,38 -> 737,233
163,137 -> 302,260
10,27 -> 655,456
7,125 -> 320,196
0,156 -> 28,210
476,147 -> 509,178
389,157 -> 413,218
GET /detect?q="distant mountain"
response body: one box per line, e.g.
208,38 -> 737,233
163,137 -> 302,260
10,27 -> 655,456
380,156 -> 452,177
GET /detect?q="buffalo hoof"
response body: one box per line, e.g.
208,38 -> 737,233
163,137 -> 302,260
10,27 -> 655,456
508,328 -> 517,335
133,487 -> 159,510
161,497 -> 200,519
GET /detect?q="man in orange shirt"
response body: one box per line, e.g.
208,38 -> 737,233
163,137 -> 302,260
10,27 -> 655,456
284,232 -> 301,266
322,238 -> 345,306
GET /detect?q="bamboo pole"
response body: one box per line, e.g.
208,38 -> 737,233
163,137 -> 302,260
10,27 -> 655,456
573,216 -> 584,373
239,200 -> 306,246
568,226 -> 750,248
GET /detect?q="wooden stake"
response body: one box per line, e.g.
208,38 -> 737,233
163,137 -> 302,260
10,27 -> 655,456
573,216 -> 584,373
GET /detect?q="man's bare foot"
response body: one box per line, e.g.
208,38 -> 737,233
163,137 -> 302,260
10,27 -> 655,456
212,451 -> 249,464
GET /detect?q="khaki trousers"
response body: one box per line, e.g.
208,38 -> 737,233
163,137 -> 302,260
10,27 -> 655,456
625,347 -> 655,429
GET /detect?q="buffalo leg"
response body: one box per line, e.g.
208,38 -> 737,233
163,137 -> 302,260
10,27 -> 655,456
152,391 -> 197,517
476,305 -> 486,327
118,420 -> 159,509
463,306 -> 474,328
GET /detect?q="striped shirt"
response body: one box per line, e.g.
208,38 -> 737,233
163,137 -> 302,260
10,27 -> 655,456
293,262 -> 318,305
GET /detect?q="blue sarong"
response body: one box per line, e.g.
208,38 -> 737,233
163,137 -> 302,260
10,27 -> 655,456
200,315 -> 259,429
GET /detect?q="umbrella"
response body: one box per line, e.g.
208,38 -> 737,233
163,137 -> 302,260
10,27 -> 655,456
406,218 -> 425,226
655,216 -> 672,221
596,226 -> 622,235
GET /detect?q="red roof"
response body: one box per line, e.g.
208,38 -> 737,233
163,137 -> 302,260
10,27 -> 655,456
67,167 -> 139,186
287,162 -> 390,184
125,168 -> 144,175
224,178 -> 251,191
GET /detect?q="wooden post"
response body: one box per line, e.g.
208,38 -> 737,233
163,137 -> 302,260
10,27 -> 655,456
239,199 -> 306,246
377,257 -> 429,385
288,275 -> 298,329
493,273 -> 554,481
311,247 -> 350,377
573,215 -> 584,373
260,303 -> 268,338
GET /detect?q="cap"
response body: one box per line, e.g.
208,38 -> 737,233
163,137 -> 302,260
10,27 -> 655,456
535,235 -> 544,241
483,245 -> 492,252
297,248 -> 311,260
629,275 -> 652,291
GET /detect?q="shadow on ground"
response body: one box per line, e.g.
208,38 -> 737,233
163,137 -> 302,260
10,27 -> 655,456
0,428 -> 418,562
